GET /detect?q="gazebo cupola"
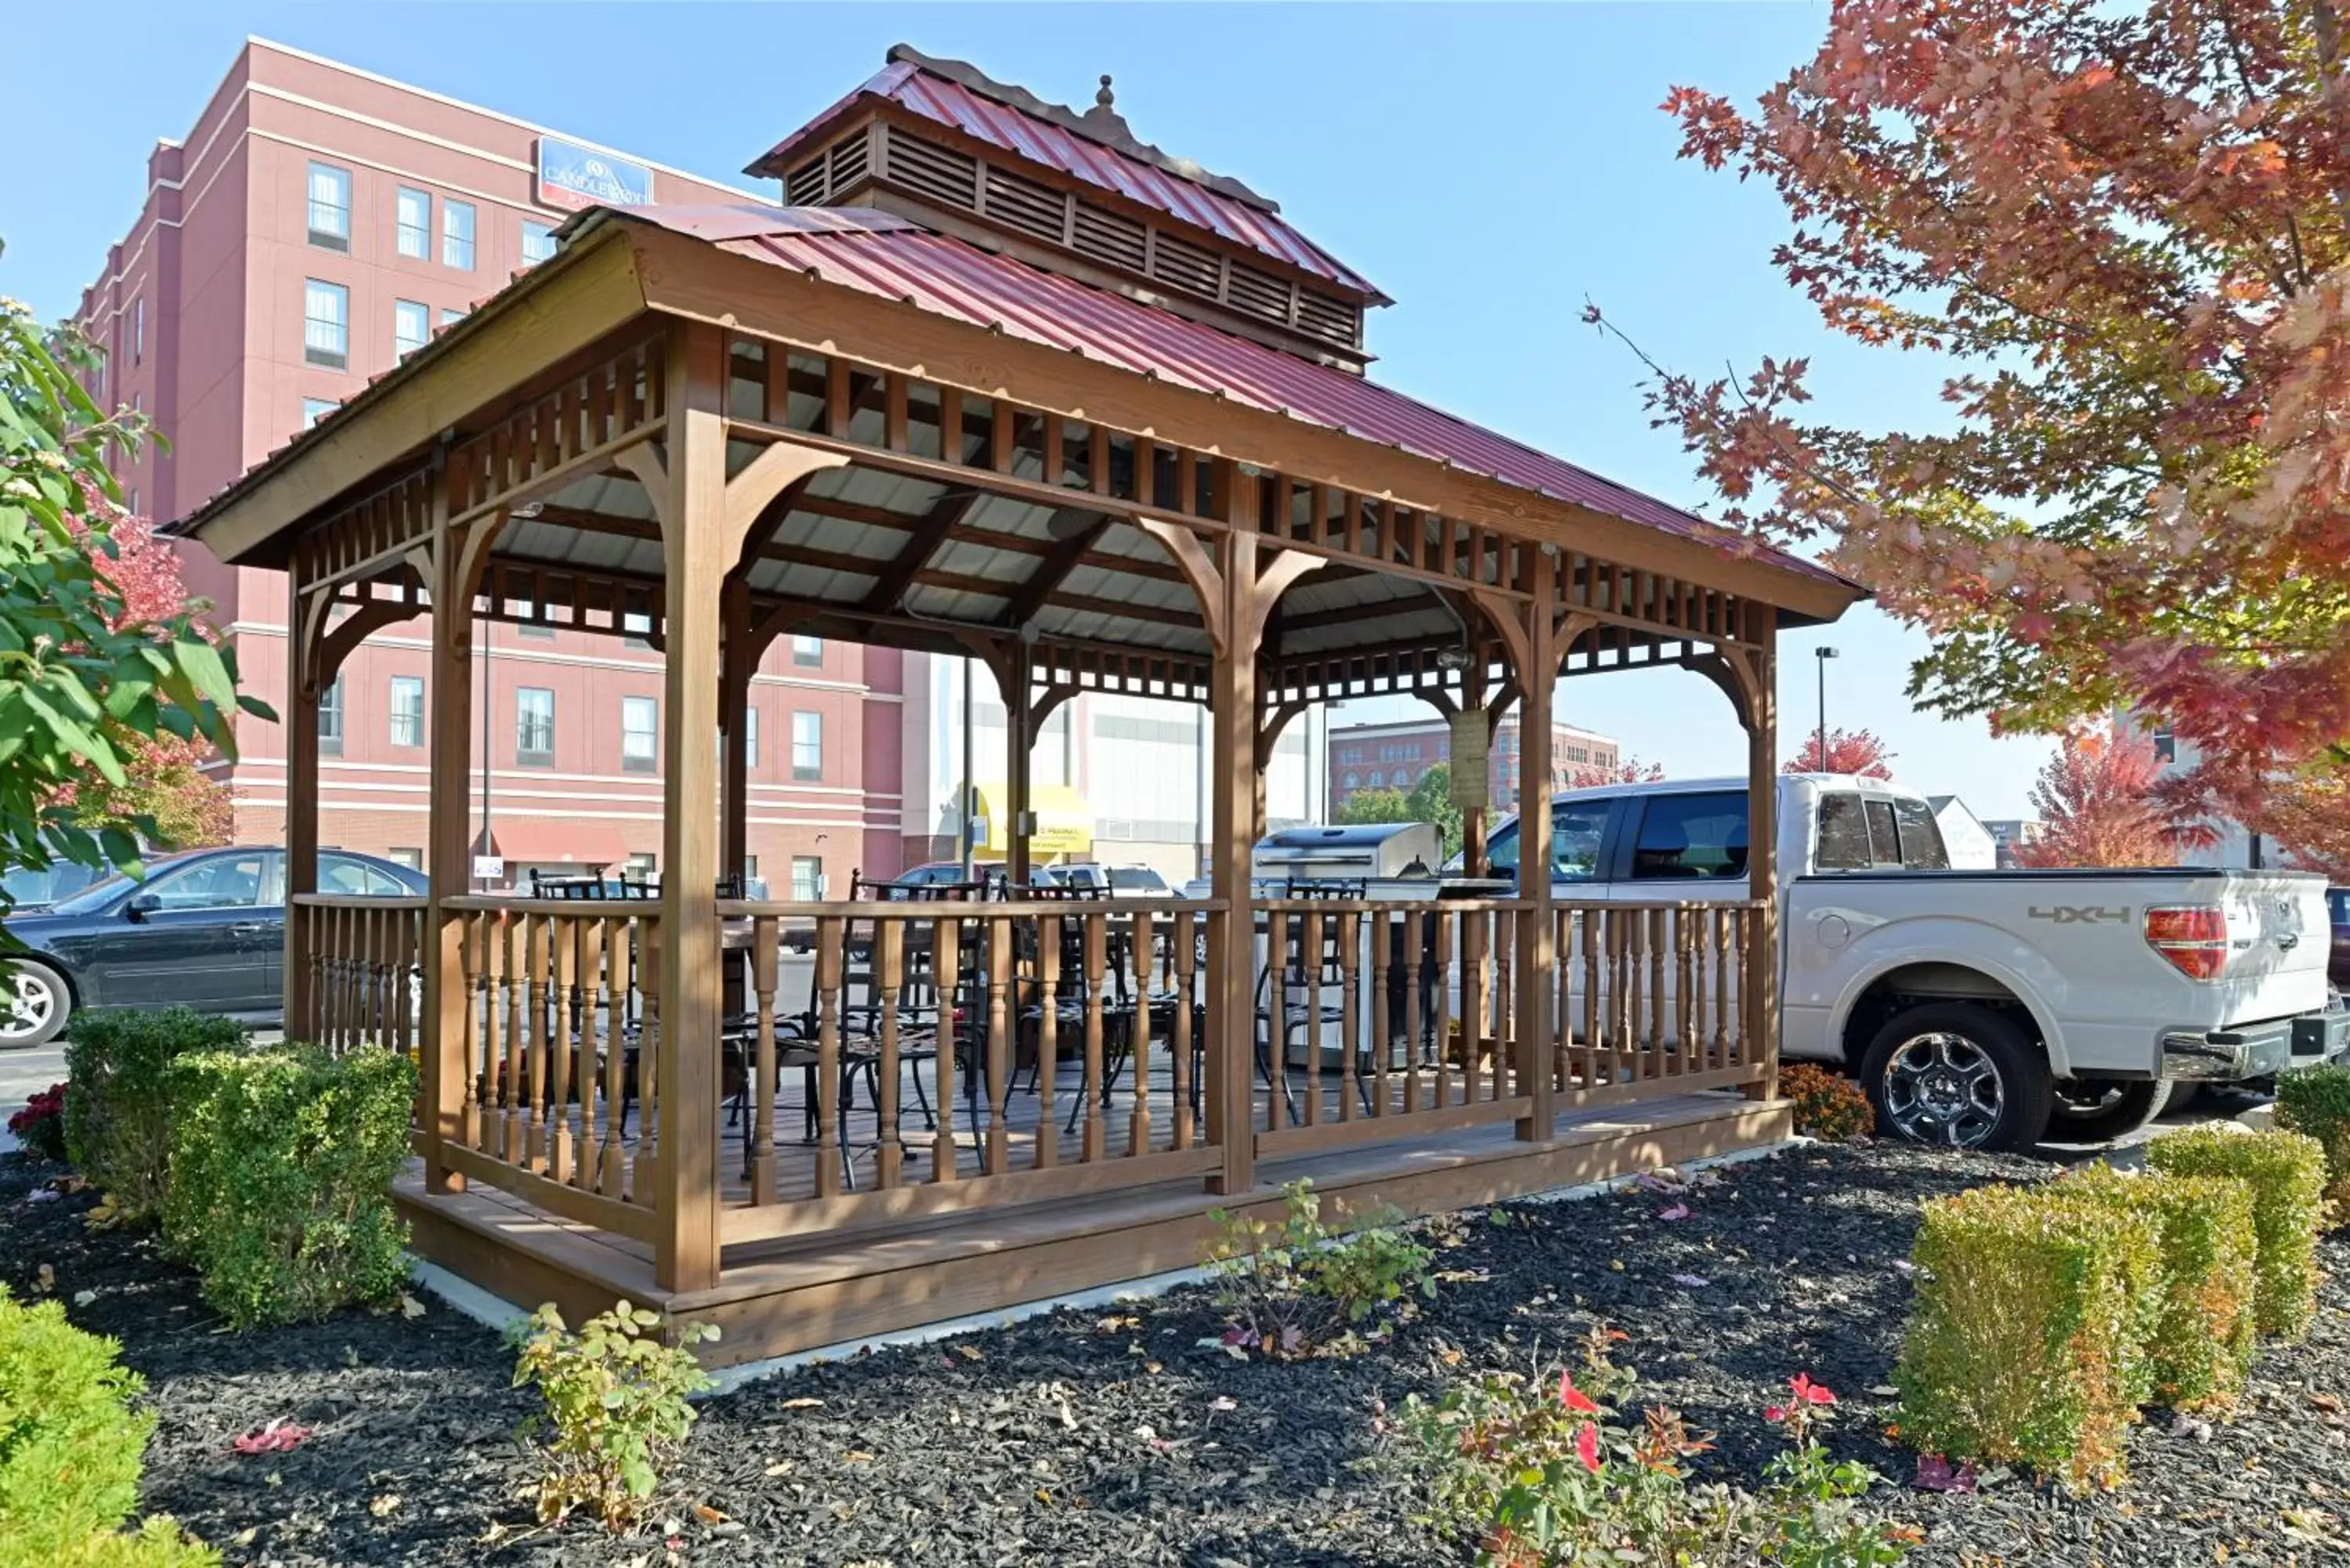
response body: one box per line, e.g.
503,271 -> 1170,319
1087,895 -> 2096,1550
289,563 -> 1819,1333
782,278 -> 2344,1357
746,45 -> 1388,372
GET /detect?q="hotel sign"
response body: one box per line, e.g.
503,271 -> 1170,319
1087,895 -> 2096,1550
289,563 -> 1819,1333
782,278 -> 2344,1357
534,136 -> 654,212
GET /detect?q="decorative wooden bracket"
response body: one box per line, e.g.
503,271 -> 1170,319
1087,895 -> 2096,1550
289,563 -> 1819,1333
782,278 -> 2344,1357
1133,515 -> 1225,652
1678,647 -> 1765,732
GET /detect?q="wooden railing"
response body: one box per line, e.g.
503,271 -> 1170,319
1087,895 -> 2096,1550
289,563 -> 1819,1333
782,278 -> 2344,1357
436,897 -> 663,1241
309,891 -> 1777,1262
1557,901 -> 1764,1104
291,894 -> 425,1057
1252,898 -> 1535,1157
714,898 -> 1226,1243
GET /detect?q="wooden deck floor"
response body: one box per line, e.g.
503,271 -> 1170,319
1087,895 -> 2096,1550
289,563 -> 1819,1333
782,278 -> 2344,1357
400,1085 -> 1791,1367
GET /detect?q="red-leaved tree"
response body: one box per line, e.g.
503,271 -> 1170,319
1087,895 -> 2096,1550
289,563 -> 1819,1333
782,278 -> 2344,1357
1568,756 -> 1668,789
51,506 -> 234,850
1784,726 -> 1894,779
1589,1 -> 2350,831
2015,722 -> 2184,869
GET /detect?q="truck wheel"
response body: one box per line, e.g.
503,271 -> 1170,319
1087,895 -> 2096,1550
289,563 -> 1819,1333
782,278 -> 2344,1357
0,962 -> 71,1050
2044,1078 -> 2182,1143
1860,1003 -> 2052,1152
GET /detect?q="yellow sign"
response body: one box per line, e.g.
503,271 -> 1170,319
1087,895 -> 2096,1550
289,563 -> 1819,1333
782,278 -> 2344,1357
971,782 -> 1093,856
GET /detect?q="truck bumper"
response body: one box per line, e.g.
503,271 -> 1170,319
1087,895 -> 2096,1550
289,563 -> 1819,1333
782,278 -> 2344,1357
2160,1007 -> 2350,1083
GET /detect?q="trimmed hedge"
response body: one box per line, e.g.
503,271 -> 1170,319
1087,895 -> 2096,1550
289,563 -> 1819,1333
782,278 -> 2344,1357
2275,1064 -> 2350,1223
1894,1183 -> 2158,1490
63,1010 -> 248,1219
0,1289 -> 151,1558
161,1045 -> 416,1328
2145,1125 -> 2326,1340
2054,1164 -> 2257,1413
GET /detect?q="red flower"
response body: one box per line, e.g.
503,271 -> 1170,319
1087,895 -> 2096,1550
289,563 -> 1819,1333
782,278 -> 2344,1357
1574,1421 -> 1600,1473
1788,1373 -> 1836,1407
1557,1371 -> 1599,1414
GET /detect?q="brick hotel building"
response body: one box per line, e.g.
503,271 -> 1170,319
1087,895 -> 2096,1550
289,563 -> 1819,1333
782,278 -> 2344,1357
1329,714 -> 1619,817
72,38 -> 906,893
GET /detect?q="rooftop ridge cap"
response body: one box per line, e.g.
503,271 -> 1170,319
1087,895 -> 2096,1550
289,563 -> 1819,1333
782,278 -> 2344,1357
883,42 -> 1283,215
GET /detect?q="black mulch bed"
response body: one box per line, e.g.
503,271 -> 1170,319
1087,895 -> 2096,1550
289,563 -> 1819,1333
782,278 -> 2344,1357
4,1142 -> 2347,1567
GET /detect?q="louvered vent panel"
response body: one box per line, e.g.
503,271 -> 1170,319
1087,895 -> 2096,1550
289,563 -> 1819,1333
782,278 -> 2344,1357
1152,233 -> 1221,298
828,132 -> 869,192
886,132 -> 980,208
1227,262 -> 1292,325
984,164 -> 1067,243
1072,204 -> 1147,272
785,156 -> 829,207
1295,291 -> 1361,349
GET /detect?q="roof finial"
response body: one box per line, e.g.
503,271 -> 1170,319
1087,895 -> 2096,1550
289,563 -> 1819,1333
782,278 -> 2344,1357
1096,74 -> 1115,111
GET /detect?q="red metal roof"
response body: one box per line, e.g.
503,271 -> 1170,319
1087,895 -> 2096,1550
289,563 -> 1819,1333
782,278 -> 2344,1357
616,204 -> 1847,588
747,52 -> 1384,302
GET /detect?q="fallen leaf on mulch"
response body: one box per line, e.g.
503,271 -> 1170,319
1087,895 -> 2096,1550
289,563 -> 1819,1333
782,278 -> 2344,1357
1658,1203 -> 1691,1221
33,1263 -> 52,1292
1668,1273 -> 1710,1288
397,1292 -> 427,1320
844,1450 -> 874,1462
692,1503 -> 727,1525
1915,1454 -> 1978,1494
25,1188 -> 59,1205
367,1494 -> 400,1517
1206,1395 -> 1237,1412
72,1289 -> 97,1306
232,1419 -> 313,1455
2312,1393 -> 2342,1414
956,1344 -> 983,1361
1095,1313 -> 1141,1333
778,1396 -> 823,1410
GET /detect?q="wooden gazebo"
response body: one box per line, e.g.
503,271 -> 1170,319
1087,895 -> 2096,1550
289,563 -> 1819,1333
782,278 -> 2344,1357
178,52 -> 1860,1363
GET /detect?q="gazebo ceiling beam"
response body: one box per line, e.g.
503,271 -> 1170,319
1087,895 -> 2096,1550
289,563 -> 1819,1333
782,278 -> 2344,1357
1003,508 -> 1115,629
859,486 -> 992,612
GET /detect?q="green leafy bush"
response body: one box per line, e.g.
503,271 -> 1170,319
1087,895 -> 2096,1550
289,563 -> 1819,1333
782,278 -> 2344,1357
1207,1179 -> 1437,1356
45,1519 -> 219,1568
2145,1124 -> 2326,1339
2276,1064 -> 2350,1223
0,1288 -> 151,1557
2053,1164 -> 2257,1413
511,1300 -> 718,1530
1781,1063 -> 1873,1140
161,1045 -> 415,1328
1894,1183 -> 2159,1490
1409,1324 -> 1918,1566
63,1010 -> 248,1218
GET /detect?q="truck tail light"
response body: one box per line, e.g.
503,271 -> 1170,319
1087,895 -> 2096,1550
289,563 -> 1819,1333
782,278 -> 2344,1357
2146,905 -> 2229,981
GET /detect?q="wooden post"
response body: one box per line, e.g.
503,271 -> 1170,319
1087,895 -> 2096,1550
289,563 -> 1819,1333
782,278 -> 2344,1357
719,576 -> 753,884
421,459 -> 471,1194
1514,580 -> 1559,1139
653,325 -> 728,1293
1206,522 -> 1260,1197
1003,647 -> 1036,887
1742,606 -> 1781,1100
616,327 -> 848,1294
283,565 -> 320,1042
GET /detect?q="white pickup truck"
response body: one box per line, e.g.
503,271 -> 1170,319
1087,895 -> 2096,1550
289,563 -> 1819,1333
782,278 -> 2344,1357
1475,774 -> 2348,1151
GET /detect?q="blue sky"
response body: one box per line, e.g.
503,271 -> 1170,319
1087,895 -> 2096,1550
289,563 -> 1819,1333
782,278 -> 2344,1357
6,2 -> 2056,818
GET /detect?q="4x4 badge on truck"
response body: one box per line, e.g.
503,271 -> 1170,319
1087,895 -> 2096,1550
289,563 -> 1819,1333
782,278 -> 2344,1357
2026,905 -> 2132,924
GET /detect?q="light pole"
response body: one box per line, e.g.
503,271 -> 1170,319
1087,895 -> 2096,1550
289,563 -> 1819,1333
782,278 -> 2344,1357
1814,646 -> 1840,772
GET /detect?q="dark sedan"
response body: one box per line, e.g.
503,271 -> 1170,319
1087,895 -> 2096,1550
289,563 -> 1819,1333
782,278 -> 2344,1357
1,847 -> 427,1048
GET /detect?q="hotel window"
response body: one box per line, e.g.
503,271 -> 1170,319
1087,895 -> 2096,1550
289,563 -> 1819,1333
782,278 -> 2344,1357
790,856 -> 822,901
1368,771 -> 1383,788
521,220 -> 557,266
621,695 -> 657,773
318,676 -> 345,757
126,487 -> 139,518
624,852 -> 657,883
303,280 -> 349,369
395,186 -> 431,258
1343,772 -> 1358,789
302,397 -> 336,430
442,199 -> 475,269
132,297 -> 145,365
388,676 -> 425,748
516,618 -> 554,639
306,162 -> 351,251
393,299 -> 429,361
439,306 -> 467,329
387,847 -> 423,871
791,635 -> 823,667
743,705 -> 759,768
515,687 -> 554,765
791,711 -> 822,781
742,854 -> 760,888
